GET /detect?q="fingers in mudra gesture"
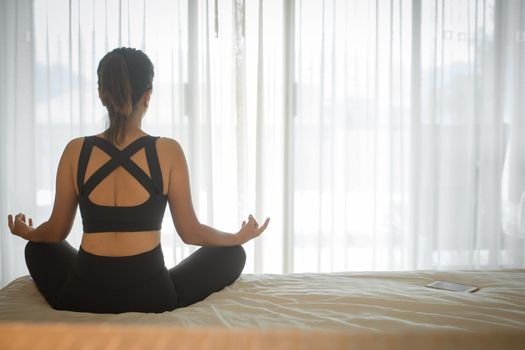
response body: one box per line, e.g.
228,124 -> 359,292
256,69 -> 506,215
237,214 -> 270,244
7,213 -> 34,239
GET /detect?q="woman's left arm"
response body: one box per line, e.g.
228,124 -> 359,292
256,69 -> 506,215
7,140 -> 80,243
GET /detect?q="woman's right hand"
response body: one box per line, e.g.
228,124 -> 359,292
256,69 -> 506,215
7,213 -> 34,240
236,215 -> 270,245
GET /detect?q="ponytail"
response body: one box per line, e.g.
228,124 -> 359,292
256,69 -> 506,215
97,48 -> 154,145
98,53 -> 133,145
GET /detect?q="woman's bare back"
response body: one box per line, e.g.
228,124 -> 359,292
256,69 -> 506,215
72,132 -> 171,257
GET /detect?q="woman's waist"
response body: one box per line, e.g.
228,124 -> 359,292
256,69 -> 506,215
80,231 -> 161,257
74,241 -> 166,285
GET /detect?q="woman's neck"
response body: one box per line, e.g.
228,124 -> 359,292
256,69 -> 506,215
128,111 -> 143,129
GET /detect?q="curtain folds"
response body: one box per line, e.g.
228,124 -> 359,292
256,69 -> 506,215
1,0 -> 36,287
1,0 -> 524,287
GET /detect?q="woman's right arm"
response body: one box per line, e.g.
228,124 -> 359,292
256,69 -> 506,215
164,139 -> 269,246
7,139 -> 80,243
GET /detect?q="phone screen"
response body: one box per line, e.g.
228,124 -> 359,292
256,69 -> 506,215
425,280 -> 479,293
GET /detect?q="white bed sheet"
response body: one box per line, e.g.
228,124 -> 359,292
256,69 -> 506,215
1,270 -> 525,333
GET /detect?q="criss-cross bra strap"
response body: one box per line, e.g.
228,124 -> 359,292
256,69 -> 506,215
144,136 -> 163,194
79,136 -> 159,197
77,136 -> 96,194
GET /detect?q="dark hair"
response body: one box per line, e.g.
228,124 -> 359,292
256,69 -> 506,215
97,47 -> 154,145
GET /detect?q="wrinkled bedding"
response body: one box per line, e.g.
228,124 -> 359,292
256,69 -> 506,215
1,270 -> 524,334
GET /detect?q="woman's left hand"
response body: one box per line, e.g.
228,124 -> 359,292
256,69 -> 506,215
7,213 -> 34,240
236,214 -> 270,245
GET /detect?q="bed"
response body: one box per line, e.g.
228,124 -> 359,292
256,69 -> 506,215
1,270 -> 525,349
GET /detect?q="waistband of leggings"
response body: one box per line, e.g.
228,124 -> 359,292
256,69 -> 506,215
75,243 -> 165,283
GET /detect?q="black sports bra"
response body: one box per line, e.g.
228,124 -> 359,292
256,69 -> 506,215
77,135 -> 168,233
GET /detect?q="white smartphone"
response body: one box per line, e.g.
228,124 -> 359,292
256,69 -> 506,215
425,280 -> 479,293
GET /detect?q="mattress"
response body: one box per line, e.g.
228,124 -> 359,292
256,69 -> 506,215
1,270 -> 525,349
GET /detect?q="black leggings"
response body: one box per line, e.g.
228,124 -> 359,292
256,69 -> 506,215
24,241 -> 246,314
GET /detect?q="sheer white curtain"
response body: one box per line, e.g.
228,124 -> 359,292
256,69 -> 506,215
292,0 -> 525,271
1,0 -> 36,285
1,0 -> 524,288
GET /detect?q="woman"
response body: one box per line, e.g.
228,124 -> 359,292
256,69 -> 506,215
7,47 -> 269,314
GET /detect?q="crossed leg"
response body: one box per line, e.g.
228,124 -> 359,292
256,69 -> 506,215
168,245 -> 246,307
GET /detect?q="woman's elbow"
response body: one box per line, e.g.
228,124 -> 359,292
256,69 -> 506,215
30,232 -> 65,244
178,231 -> 195,245
176,223 -> 200,245
53,231 -> 69,243
43,231 -> 68,244
47,222 -> 70,243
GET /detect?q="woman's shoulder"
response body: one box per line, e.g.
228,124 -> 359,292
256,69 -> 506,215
156,137 -> 186,165
65,136 -> 92,157
53,137 -> 85,169
156,136 -> 183,153
62,137 -> 85,155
